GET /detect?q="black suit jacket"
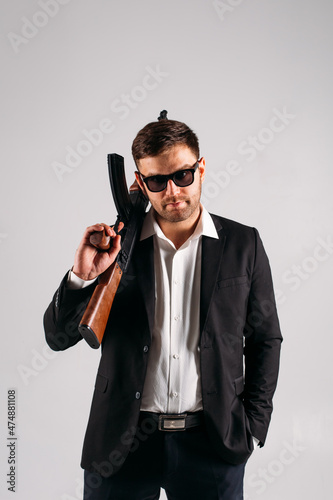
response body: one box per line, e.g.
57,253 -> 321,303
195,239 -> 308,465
44,214 -> 282,476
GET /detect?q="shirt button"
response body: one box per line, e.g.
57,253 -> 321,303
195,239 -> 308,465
173,354 -> 179,359
143,345 -> 149,353
172,392 -> 178,398
135,392 -> 141,399
174,315 -> 180,321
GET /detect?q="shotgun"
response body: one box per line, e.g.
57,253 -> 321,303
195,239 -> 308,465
78,153 -> 148,349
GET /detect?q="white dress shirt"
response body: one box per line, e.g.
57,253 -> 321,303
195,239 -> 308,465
139,205 -> 219,414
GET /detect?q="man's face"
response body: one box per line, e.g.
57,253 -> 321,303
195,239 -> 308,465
135,144 -> 205,224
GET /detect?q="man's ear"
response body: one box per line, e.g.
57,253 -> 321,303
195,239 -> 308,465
135,171 -> 148,198
198,157 -> 206,182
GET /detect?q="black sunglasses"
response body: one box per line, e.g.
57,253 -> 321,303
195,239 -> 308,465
139,161 -> 199,193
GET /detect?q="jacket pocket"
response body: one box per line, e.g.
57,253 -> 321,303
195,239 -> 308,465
95,373 -> 108,393
217,275 -> 248,289
234,375 -> 245,396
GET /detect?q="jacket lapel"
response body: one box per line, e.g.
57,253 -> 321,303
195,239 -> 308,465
133,236 -> 155,336
200,216 -> 226,334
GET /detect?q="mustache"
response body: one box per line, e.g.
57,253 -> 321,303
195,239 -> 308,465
162,197 -> 188,205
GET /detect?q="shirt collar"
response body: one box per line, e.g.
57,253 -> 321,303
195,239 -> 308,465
140,205 -> 219,242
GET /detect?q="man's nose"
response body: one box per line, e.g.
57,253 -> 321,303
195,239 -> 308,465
165,178 -> 181,196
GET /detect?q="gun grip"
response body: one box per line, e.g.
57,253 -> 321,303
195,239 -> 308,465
90,230 -> 110,250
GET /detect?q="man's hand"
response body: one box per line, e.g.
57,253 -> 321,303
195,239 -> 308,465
72,223 -> 123,281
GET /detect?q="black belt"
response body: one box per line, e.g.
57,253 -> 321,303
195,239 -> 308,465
139,411 -> 204,432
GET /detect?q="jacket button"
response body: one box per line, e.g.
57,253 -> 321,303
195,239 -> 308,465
143,345 -> 149,353
135,392 -> 141,399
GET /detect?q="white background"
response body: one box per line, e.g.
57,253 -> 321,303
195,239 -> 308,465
1,0 -> 332,499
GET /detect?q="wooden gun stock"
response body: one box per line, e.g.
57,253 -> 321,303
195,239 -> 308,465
78,257 -> 123,349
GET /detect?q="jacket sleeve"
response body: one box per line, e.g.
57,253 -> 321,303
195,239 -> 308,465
44,272 -> 98,351
243,228 -> 283,446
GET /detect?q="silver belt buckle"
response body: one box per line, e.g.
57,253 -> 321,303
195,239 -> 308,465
158,413 -> 187,431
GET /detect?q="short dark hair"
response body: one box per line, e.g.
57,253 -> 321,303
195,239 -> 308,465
132,118 -> 200,168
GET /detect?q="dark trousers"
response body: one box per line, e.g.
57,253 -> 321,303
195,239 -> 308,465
83,416 -> 246,500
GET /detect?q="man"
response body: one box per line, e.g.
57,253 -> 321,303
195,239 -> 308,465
44,112 -> 282,500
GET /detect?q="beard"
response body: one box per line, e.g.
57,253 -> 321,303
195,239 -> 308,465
151,185 -> 202,224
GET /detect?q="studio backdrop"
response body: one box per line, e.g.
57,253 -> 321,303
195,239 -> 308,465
1,0 -> 332,499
